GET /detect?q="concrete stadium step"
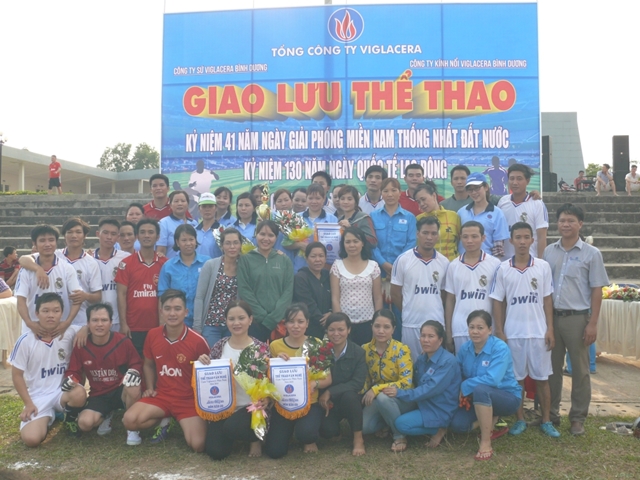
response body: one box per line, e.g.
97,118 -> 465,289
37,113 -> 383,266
599,249 -> 640,264
542,193 -> 639,204
7,237 -> 100,252
544,202 -> 639,213
547,223 -> 640,236
548,236 -> 640,249
604,264 -> 640,280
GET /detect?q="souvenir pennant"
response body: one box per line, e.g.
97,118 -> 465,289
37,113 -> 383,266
269,357 -> 310,420
192,359 -> 236,421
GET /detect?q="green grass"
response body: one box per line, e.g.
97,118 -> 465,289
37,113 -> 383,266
1,394 -> 639,479
169,166 -> 541,202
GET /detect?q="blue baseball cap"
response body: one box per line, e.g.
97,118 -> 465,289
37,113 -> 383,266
466,172 -> 487,186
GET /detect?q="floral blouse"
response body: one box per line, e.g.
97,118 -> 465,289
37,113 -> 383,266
363,338 -> 413,395
204,260 -> 237,327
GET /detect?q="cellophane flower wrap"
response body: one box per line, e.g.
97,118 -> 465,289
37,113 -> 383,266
273,210 -> 313,255
302,337 -> 334,382
233,343 -> 281,440
256,183 -> 271,221
602,284 -> 640,302
213,225 -> 256,255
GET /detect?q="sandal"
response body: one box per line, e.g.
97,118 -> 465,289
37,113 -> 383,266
391,439 -> 407,452
474,449 -> 494,461
477,426 -> 509,441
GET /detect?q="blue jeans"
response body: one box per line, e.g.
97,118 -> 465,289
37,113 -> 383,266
201,325 -> 229,349
565,343 -> 596,373
395,410 -> 441,437
362,393 -> 415,440
450,384 -> 520,433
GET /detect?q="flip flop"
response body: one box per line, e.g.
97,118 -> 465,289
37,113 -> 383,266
391,440 -> 408,452
474,449 -> 494,461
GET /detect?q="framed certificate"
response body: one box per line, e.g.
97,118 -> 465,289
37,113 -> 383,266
315,223 -> 341,264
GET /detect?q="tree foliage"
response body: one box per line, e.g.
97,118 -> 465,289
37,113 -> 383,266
585,163 -> 600,177
98,143 -> 159,172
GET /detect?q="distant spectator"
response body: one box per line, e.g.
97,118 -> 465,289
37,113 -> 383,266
595,164 -> 617,196
626,164 -> 639,196
0,246 -> 20,288
48,154 -> 62,195
573,170 -> 587,191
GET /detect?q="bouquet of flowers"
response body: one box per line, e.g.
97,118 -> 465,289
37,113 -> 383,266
302,337 -> 334,381
233,343 -> 281,440
273,210 -> 313,254
213,226 -> 256,255
602,284 -> 640,302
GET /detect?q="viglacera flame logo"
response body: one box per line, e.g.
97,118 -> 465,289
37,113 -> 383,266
328,8 -> 364,43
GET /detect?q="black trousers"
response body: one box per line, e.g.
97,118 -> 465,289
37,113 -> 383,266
264,403 -> 324,458
319,390 -> 363,438
205,408 -> 258,460
349,321 -> 373,346
248,322 -> 271,342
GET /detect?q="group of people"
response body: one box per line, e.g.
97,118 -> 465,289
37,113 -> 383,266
8,162 -> 608,462
573,163 -> 640,196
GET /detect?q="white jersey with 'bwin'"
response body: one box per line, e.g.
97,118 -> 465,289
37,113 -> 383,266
444,251 -> 501,338
489,256 -> 553,339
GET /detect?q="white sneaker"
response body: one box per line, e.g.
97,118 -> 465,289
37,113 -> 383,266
97,412 -> 113,436
126,430 -> 142,446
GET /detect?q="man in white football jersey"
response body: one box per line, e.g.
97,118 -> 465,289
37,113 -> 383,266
497,163 -> 549,259
15,225 -> 82,336
391,216 -> 449,361
93,218 -> 130,331
19,218 -> 102,326
490,222 -> 559,438
10,293 -> 86,447
444,221 -> 501,353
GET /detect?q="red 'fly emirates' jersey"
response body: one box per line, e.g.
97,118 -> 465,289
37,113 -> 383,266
66,332 -> 142,397
114,252 -> 167,332
143,325 -> 209,398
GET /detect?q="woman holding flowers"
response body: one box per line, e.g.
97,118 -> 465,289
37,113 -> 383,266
193,228 -> 243,347
319,312 -> 368,456
233,192 -> 258,246
272,188 -> 308,273
265,303 -> 333,457
361,310 -> 414,452
337,186 -> 378,248
200,300 -> 272,460
390,320 -> 461,449
330,227 -> 383,346
238,220 -> 294,342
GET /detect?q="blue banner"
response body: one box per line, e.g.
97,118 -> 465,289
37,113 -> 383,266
162,3 -> 540,198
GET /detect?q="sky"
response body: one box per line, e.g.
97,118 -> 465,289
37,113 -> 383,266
0,0 -> 636,168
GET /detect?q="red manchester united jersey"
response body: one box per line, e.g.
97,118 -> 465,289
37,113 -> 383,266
143,325 -> 209,398
114,252 -> 167,332
66,332 -> 142,397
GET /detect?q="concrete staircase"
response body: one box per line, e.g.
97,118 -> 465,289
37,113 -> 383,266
0,194 -> 148,253
0,192 -> 638,282
543,192 -> 639,283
